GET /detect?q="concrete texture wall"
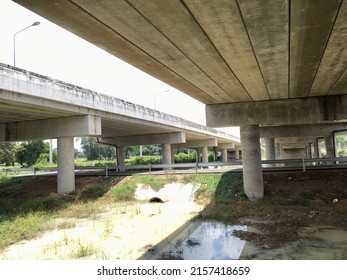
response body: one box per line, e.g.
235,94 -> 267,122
207,95 -> 347,126
0,115 -> 101,142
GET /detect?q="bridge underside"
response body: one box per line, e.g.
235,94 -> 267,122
13,0 -> 347,200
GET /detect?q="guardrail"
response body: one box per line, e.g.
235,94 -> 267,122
1,157 -> 347,176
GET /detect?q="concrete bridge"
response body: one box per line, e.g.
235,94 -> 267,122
0,63 -> 240,193
13,0 -> 347,200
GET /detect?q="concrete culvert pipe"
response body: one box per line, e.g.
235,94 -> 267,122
149,195 -> 168,203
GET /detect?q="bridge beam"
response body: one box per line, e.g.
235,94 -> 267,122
260,123 -> 347,138
0,115 -> 101,142
101,132 -> 185,146
206,95 -> 347,127
172,138 -> 217,149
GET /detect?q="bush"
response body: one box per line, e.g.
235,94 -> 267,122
174,152 -> 197,163
94,160 -> 116,166
126,156 -> 162,165
18,196 -> 63,213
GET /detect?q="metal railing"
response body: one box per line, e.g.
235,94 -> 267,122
1,157 -> 347,176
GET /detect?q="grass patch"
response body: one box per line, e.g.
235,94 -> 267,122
69,241 -> 96,258
184,173 -> 245,203
0,173 -> 245,253
107,175 -> 177,201
0,212 -> 51,250
18,196 -> 64,213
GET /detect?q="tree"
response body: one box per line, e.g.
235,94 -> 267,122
0,143 -> 16,166
15,140 -> 48,167
80,137 -> 116,160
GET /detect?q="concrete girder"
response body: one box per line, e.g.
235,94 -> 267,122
275,137 -> 319,144
217,143 -> 235,150
260,123 -> 347,138
206,95 -> 347,127
290,0 -> 341,98
101,132 -> 185,146
280,143 -> 309,149
172,138 -> 218,149
0,115 -> 101,142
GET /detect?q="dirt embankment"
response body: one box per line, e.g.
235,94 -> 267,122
6,169 -> 347,252
218,170 -> 347,248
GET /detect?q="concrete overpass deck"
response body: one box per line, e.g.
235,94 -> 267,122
13,0 -> 347,200
0,63 -> 239,193
0,63 -> 239,146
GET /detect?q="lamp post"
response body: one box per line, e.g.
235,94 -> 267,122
13,21 -> 40,67
154,89 -> 169,110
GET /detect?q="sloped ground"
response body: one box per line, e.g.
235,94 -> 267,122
206,170 -> 347,249
0,170 -> 346,258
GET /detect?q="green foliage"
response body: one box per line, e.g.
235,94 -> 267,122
184,173 -> 245,202
94,160 -> 116,166
70,242 -> 96,258
15,140 -> 48,167
0,143 -> 16,167
80,185 -> 107,200
33,152 -> 58,167
126,156 -> 162,165
0,212 -> 51,250
80,137 -> 116,161
335,134 -> 347,158
18,197 -> 63,213
108,175 -> 177,201
125,146 -> 140,157
174,151 -> 197,163
208,151 -> 215,162
109,184 -> 135,201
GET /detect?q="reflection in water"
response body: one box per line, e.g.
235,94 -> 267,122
156,221 -> 247,260
146,221 -> 347,260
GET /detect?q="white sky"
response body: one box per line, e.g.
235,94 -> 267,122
0,0 -> 239,137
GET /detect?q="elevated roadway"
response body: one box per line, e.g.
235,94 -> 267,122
0,63 -> 239,192
13,0 -> 347,200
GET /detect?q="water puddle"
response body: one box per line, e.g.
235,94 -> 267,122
140,221 -> 347,260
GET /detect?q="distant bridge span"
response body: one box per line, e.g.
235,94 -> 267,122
0,63 -> 239,193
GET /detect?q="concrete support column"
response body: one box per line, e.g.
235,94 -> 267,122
235,149 -> 240,160
202,146 -> 209,163
312,141 -> 318,158
171,148 -> 175,164
57,137 -> 75,194
162,143 -> 172,165
222,149 -> 228,163
264,138 -> 276,160
325,135 -> 335,158
240,125 -> 264,201
117,146 -> 125,171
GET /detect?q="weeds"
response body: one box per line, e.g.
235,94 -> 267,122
185,173 -> 245,203
69,241 -> 96,258
107,175 -> 177,201
0,212 -> 51,250
0,173 -> 243,255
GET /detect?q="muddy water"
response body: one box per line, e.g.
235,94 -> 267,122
142,221 -> 347,260
241,228 -> 347,260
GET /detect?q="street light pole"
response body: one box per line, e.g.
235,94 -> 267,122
13,21 -> 40,67
154,89 -> 169,110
